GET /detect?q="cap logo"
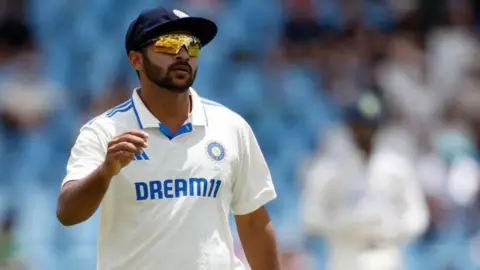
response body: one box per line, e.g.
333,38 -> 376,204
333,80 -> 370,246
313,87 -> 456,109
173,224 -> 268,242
173,9 -> 189,18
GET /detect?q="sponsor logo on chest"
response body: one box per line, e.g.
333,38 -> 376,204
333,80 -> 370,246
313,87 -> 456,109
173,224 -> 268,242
135,178 -> 222,200
133,141 -> 229,200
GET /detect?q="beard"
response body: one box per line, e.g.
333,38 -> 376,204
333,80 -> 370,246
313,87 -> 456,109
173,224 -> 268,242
143,55 -> 197,93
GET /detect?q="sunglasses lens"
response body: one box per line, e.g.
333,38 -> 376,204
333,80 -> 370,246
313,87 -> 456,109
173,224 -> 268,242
188,44 -> 201,57
153,35 -> 201,56
153,45 -> 179,54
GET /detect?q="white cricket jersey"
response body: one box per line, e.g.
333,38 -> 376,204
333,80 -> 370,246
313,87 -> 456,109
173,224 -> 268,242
62,88 -> 277,270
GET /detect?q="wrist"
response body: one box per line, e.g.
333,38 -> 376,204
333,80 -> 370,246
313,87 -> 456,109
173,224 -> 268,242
98,163 -> 116,182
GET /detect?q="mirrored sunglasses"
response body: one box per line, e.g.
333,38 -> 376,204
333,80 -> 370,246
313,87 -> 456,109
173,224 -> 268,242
144,34 -> 201,57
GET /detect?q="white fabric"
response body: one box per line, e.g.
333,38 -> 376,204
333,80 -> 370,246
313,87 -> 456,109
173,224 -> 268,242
62,88 -> 276,270
418,154 -> 480,208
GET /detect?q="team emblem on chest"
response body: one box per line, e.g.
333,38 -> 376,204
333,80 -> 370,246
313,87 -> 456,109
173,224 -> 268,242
206,141 -> 226,162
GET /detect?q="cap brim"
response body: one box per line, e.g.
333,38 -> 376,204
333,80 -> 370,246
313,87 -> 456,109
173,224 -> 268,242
146,17 -> 217,47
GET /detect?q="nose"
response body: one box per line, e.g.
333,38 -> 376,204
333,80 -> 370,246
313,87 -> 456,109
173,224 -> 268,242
176,46 -> 190,61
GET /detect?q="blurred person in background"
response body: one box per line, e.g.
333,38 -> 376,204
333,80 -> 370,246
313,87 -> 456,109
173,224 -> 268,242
414,87 -> 480,269
377,0 -> 480,149
323,23 -> 375,107
0,19 -> 60,133
0,16 -> 68,270
427,0 -> 479,99
0,0 -> 25,21
375,13 -> 436,140
281,0 -> 323,64
301,92 -> 429,270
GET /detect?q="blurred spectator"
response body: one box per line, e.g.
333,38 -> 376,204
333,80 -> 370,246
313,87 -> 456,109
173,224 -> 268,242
281,0 -> 322,63
426,0 -> 479,111
301,92 -> 429,270
412,94 -> 480,269
0,18 -> 61,132
323,23 -> 376,106
388,0 -> 418,17
0,0 -> 25,21
417,98 -> 479,219
178,0 -> 223,17
375,14 -> 437,137
0,17 -> 69,269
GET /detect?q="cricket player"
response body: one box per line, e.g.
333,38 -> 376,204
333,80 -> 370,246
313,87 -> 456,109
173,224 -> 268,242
56,6 -> 280,270
301,93 -> 429,270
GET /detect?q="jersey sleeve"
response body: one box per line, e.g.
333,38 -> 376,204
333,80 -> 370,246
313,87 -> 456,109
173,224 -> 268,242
62,121 -> 109,187
231,121 -> 277,215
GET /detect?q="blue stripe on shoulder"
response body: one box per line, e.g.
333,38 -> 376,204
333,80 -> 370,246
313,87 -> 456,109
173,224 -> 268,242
201,98 -> 223,107
106,100 -> 132,117
87,118 -> 96,125
106,99 -> 132,114
107,103 -> 133,118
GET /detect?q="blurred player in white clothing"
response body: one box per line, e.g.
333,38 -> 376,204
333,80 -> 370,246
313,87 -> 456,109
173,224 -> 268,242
301,93 -> 429,270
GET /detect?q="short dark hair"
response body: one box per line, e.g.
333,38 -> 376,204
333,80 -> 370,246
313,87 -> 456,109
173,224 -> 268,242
134,47 -> 147,78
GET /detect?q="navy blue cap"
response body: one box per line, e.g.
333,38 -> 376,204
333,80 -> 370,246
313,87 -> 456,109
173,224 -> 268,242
125,7 -> 217,54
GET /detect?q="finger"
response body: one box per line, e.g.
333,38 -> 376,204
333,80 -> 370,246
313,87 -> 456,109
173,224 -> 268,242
123,130 -> 149,140
109,134 -> 148,148
114,151 -> 135,161
112,152 -> 135,167
108,142 -> 142,155
109,134 -> 148,147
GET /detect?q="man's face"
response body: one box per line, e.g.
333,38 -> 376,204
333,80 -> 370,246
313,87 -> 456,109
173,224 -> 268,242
141,40 -> 198,93
349,122 -> 377,152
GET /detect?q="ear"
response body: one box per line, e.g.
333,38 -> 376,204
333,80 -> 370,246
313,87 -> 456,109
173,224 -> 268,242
128,51 -> 144,72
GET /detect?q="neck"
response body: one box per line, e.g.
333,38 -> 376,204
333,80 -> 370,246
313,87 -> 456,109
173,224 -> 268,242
138,81 -> 190,124
359,143 -> 372,158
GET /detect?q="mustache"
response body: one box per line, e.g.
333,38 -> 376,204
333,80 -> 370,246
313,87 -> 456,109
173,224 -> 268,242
169,62 -> 192,73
